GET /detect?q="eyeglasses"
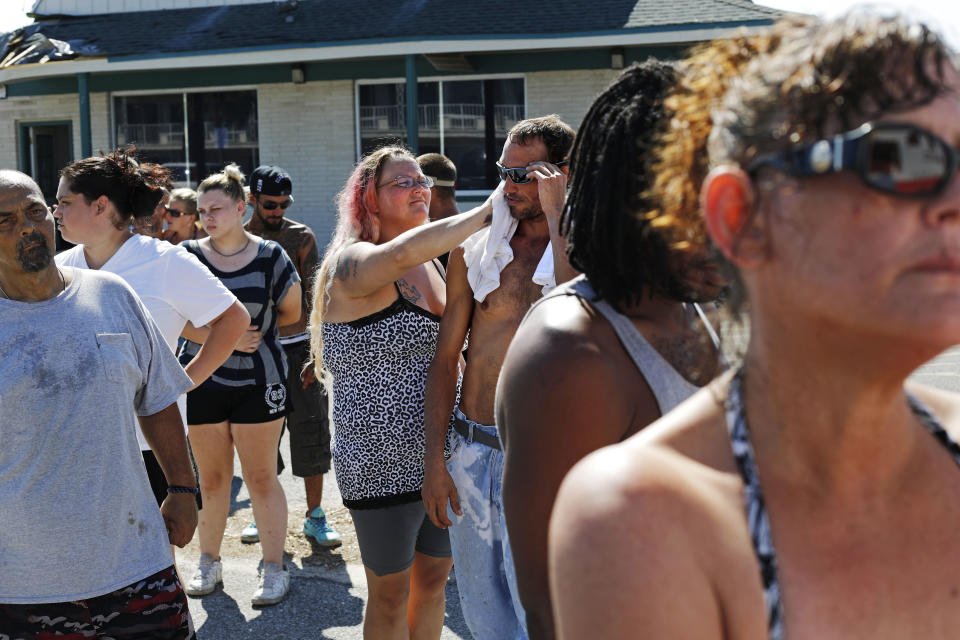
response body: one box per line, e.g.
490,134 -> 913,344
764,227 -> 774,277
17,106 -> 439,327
748,122 -> 960,198
376,175 -> 434,190
496,161 -> 568,185
258,196 -> 294,211
164,205 -> 193,218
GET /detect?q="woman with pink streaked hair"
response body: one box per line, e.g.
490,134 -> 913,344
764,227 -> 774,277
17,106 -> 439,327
310,145 -> 493,638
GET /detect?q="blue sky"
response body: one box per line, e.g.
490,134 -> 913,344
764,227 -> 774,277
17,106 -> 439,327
0,1 -> 957,50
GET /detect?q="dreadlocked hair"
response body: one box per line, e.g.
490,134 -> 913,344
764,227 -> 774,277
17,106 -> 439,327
562,59 -> 684,309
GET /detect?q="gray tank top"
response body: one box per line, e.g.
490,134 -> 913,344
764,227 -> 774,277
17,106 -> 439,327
530,276 -> 718,415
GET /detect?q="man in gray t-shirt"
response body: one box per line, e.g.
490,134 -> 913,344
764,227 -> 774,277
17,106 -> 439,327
0,171 -> 197,639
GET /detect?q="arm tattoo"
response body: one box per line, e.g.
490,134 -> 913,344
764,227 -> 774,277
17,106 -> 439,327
335,256 -> 359,281
397,279 -> 422,304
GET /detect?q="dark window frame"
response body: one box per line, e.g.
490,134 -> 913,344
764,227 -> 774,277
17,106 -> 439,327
355,74 -> 527,195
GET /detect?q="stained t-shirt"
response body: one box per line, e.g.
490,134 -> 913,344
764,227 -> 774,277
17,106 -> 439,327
178,239 -> 298,388
0,268 -> 193,603
56,234 -> 237,449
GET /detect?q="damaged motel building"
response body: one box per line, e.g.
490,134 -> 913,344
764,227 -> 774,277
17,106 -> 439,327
0,0 -> 780,238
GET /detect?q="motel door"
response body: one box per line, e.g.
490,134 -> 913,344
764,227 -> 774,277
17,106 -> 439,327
19,122 -> 73,250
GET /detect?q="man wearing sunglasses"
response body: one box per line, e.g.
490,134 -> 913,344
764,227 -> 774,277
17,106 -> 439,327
423,115 -> 576,639
242,165 -> 341,549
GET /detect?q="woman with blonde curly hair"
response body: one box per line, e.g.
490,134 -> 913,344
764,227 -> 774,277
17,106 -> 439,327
552,12 -> 960,639
310,145 -> 493,638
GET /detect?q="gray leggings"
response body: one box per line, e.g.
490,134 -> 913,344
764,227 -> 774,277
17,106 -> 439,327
349,500 -> 451,576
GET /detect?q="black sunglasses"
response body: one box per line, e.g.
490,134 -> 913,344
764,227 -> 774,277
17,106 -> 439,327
496,160 -> 568,185
748,122 -> 960,198
164,205 -> 193,218
258,196 -> 294,211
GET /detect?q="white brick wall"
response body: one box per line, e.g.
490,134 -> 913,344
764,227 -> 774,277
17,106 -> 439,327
0,91 -> 111,172
256,79 -> 355,249
526,69 -> 620,132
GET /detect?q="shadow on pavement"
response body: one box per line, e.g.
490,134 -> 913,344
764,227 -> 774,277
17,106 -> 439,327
444,578 -> 472,638
228,474 -> 250,516
193,553 -> 364,639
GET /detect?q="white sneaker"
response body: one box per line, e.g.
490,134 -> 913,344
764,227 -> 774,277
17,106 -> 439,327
251,563 -> 289,606
184,555 -> 222,596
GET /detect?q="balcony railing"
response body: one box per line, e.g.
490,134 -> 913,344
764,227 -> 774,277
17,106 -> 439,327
359,103 -> 524,134
116,122 -> 258,148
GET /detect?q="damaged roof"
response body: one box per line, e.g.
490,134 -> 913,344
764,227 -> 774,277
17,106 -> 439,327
1,0 -> 781,64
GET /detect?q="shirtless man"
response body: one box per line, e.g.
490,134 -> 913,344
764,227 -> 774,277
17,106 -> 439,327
422,115 -> 575,640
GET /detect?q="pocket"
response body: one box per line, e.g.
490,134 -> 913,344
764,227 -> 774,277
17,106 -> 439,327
95,332 -> 139,385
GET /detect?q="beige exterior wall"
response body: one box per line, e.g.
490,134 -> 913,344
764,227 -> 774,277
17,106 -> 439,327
256,79 -> 355,247
0,91 -> 110,174
525,68 -> 620,132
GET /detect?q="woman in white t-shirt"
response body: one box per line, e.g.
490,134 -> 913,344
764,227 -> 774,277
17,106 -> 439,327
54,151 -> 250,506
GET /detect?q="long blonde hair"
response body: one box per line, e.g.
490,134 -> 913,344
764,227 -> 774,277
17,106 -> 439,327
308,145 -> 414,377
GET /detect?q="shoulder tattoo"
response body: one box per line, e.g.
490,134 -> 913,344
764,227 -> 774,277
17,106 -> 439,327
397,278 -> 422,304
336,255 -> 359,280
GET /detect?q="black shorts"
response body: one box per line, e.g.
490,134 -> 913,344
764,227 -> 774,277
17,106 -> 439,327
0,566 -> 193,639
186,383 -> 291,425
283,341 -> 332,477
142,450 -> 202,510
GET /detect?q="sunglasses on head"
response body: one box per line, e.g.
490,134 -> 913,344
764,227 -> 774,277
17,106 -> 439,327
377,175 -> 434,190
164,205 -> 193,218
496,160 -> 568,185
258,195 -> 294,211
748,122 -> 960,198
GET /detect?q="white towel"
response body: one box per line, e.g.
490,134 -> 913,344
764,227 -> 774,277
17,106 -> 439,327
462,183 -> 556,302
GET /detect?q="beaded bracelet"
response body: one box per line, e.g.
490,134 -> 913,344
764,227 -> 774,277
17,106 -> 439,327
167,485 -> 199,495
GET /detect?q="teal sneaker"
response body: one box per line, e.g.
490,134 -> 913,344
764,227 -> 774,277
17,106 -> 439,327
240,521 -> 259,543
303,506 -> 342,547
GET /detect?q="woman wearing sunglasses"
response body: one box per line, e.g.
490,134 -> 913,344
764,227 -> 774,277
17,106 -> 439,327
178,164 -> 302,606
551,12 -> 960,640
163,187 -> 206,244
310,145 -> 494,638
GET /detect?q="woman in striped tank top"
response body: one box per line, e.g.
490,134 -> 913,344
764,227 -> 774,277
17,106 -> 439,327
180,164 -> 301,607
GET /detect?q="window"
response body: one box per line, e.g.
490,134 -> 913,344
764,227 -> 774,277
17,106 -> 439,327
358,77 -> 525,191
113,90 -> 259,186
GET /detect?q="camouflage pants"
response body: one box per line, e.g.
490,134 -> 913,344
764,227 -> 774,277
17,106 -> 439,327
0,565 -> 194,640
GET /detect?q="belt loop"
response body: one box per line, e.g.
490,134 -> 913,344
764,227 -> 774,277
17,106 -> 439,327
466,421 -> 475,445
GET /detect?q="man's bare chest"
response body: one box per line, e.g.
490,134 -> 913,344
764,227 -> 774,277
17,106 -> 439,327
477,241 -> 547,316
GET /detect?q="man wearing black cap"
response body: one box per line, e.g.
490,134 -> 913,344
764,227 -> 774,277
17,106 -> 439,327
243,165 -> 340,548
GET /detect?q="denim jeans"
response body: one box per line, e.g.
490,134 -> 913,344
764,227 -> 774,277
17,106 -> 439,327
446,406 -> 528,640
